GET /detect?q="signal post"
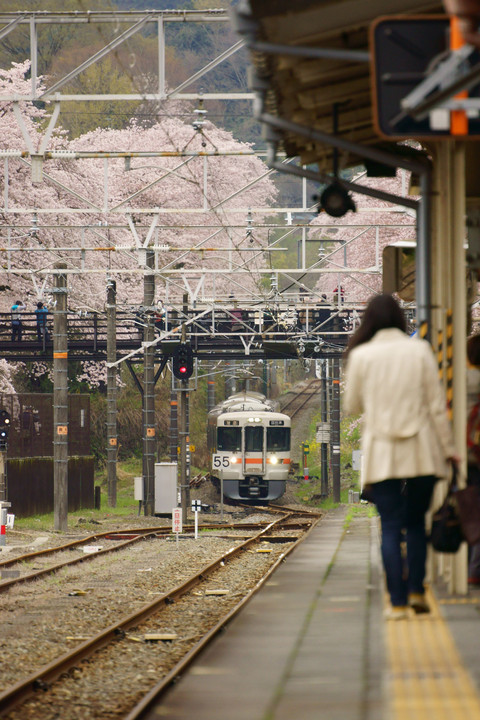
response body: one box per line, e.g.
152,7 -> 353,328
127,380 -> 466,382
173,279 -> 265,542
172,328 -> 194,525
0,409 -> 11,545
0,409 -> 10,500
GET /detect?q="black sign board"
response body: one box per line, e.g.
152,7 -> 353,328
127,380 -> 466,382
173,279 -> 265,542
371,15 -> 480,138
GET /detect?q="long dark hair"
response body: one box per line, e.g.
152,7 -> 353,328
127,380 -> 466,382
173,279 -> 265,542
344,294 -> 407,358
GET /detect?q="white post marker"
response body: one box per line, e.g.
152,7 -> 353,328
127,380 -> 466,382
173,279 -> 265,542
172,507 -> 182,549
191,499 -> 202,539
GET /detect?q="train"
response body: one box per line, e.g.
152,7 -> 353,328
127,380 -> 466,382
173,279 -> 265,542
207,391 -> 291,501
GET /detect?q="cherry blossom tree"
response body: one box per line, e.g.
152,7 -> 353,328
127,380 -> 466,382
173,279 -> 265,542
0,61 -> 277,312
62,117 -> 277,305
0,61 -> 278,390
310,171 -> 417,305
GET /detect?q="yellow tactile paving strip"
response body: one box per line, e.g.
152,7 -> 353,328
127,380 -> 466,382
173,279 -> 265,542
386,587 -> 480,720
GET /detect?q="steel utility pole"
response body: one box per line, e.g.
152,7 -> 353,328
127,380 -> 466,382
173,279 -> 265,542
207,368 -> 216,412
143,249 -> 156,516
331,357 -> 341,503
106,278 -> 117,507
169,390 -> 178,463
178,362 -> 188,523
53,263 -> 69,532
178,295 -> 190,524
320,359 -> 329,498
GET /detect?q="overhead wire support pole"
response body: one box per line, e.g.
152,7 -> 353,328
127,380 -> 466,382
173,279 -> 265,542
179,295 -> 190,525
331,357 -> 341,503
417,171 -> 432,338
320,359 -> 329,498
142,250 -> 156,516
53,263 -> 69,532
106,277 -> 117,507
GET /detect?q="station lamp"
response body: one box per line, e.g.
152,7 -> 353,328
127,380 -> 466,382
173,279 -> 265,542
319,183 -> 356,217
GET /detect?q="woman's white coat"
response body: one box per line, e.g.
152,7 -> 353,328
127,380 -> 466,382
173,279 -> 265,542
344,328 -> 455,484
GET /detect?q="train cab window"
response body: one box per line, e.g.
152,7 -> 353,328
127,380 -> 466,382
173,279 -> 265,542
245,426 -> 263,452
267,427 -> 290,452
217,427 -> 241,452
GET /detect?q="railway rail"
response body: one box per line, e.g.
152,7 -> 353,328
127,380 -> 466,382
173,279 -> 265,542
0,509 -> 320,720
0,522 -> 282,593
280,378 -> 322,419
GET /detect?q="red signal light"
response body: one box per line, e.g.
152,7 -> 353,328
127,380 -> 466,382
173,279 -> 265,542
172,344 -> 194,380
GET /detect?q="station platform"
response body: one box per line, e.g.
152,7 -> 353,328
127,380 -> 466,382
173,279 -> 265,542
148,506 -> 480,720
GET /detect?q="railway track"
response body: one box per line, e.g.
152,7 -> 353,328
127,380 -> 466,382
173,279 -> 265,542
281,379 -> 322,419
0,509 -> 319,720
0,523 -> 275,593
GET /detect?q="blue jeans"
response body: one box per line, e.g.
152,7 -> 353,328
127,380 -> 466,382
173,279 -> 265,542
371,477 -> 436,607
467,465 -> 480,579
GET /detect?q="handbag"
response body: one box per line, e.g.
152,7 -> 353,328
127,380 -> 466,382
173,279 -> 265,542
360,483 -> 374,503
455,484 -> 480,545
430,466 -> 464,553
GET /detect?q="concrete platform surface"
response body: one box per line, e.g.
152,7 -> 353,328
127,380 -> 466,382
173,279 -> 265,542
144,506 -> 480,720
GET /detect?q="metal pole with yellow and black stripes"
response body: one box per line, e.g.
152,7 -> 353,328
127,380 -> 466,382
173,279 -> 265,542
446,309 -> 453,420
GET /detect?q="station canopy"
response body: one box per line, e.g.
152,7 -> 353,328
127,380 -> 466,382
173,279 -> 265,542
234,0 -> 445,173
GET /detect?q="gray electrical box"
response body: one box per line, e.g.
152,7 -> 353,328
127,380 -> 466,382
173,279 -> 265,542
352,450 -> 362,472
154,462 -> 178,514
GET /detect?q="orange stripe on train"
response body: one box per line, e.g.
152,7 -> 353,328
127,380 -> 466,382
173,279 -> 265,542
244,458 -> 291,464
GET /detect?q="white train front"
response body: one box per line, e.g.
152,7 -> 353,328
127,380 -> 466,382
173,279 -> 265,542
207,392 -> 291,501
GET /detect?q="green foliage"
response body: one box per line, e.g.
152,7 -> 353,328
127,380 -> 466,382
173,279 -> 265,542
13,363 -> 53,393
344,503 -> 377,527
0,0 -> 266,146
340,414 -> 361,489
56,57 -> 140,138
262,214 -> 338,292
12,360 -> 107,394
0,0 -> 113,75
289,405 -> 362,509
116,0 -> 194,11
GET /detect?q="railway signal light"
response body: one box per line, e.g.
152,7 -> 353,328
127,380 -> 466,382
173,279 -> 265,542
172,344 -> 194,380
0,409 -> 11,450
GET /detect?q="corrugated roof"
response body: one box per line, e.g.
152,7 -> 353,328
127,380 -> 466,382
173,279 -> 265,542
233,0 -> 444,172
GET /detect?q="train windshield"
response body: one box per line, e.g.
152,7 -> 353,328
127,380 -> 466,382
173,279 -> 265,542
267,427 -> 290,452
245,426 -> 263,452
217,427 -> 241,452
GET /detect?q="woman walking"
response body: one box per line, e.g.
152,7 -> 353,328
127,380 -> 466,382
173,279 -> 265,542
344,294 -> 458,619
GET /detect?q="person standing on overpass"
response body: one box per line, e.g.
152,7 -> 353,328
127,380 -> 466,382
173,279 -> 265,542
34,301 -> 49,342
11,299 -> 26,341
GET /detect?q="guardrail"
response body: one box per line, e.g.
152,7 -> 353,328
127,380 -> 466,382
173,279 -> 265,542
0,305 -> 359,345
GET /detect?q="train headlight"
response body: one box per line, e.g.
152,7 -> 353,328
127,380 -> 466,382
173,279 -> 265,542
230,455 -> 238,464
270,456 -> 278,465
